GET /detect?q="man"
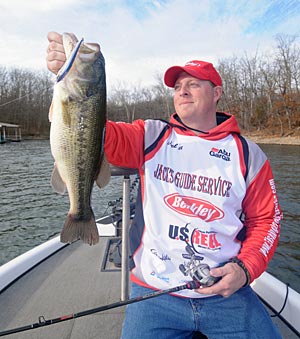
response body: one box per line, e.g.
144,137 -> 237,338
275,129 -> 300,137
47,32 -> 282,338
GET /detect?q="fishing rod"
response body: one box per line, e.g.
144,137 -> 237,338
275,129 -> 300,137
0,280 -> 200,337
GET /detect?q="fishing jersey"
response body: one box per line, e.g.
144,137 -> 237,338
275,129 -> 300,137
105,112 -> 282,298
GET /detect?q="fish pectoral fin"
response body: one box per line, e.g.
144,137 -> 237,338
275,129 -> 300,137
51,164 -> 66,194
96,153 -> 111,188
49,100 -> 54,122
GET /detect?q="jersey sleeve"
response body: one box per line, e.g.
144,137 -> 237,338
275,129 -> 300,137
104,120 -> 145,168
238,141 -> 282,283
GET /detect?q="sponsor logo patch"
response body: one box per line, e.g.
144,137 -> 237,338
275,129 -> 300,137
209,147 -> 231,161
168,223 -> 222,252
164,193 -> 224,222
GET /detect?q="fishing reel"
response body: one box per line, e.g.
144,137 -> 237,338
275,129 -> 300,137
179,245 -> 220,287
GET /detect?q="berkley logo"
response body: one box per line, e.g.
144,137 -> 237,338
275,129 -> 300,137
164,193 -> 224,222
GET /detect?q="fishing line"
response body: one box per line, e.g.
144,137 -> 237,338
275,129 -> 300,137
0,93 -> 33,108
0,38 -> 84,109
0,85 -> 54,108
0,280 -> 200,337
271,282 -> 289,317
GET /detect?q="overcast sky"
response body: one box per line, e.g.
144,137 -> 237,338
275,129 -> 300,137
1,0 -> 300,89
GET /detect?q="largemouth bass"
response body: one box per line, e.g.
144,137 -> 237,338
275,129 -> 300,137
49,33 -> 110,245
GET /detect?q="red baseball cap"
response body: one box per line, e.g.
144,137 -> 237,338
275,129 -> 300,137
164,60 -> 222,87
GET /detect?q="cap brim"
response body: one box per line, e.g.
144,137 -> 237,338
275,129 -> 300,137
164,65 -> 209,87
164,66 -> 186,87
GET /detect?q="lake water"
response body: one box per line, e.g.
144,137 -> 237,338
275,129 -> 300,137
0,140 -> 299,292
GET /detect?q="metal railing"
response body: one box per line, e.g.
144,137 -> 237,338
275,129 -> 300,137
110,166 -> 139,301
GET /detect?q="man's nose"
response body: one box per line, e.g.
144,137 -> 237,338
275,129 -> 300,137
179,86 -> 189,96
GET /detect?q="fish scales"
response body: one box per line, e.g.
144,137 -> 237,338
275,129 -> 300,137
49,33 -> 110,245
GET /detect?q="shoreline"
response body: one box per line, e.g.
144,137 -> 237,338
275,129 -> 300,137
15,133 -> 300,146
242,132 -> 300,146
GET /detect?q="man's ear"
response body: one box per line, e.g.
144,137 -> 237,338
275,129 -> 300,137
214,86 -> 223,102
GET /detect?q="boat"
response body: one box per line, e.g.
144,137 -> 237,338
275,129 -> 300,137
0,169 -> 299,339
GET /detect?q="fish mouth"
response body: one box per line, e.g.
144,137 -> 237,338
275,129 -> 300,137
62,33 -> 79,56
56,33 -> 101,83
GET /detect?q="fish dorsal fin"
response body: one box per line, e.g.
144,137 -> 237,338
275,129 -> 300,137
96,154 -> 111,188
51,163 -> 66,194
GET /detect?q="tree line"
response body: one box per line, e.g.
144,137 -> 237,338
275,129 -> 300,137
0,34 -> 299,138
0,67 -> 53,137
218,34 -> 300,135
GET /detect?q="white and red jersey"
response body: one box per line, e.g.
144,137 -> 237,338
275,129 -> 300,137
105,112 -> 282,298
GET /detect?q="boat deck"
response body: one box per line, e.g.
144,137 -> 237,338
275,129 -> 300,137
0,237 -> 125,339
0,236 -> 299,339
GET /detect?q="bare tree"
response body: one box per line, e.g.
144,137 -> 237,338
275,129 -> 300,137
152,72 -> 174,120
274,34 -> 300,131
0,67 -> 52,137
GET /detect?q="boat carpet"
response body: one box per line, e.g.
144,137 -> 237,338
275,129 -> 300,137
0,237 -> 298,338
0,237 -> 125,339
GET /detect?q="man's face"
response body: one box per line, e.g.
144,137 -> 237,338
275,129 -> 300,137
173,72 -> 221,124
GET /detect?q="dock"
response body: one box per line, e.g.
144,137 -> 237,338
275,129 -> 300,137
0,122 -> 22,143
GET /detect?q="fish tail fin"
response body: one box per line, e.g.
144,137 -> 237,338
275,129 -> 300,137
60,214 -> 99,245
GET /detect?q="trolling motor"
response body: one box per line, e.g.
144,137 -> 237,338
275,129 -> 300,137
179,244 -> 220,287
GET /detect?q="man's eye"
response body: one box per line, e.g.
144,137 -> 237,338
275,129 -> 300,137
190,82 -> 199,87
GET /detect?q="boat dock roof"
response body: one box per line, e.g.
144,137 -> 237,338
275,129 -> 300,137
0,122 -> 20,128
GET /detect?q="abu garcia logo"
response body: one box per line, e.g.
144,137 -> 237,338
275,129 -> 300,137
209,147 -> 231,161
